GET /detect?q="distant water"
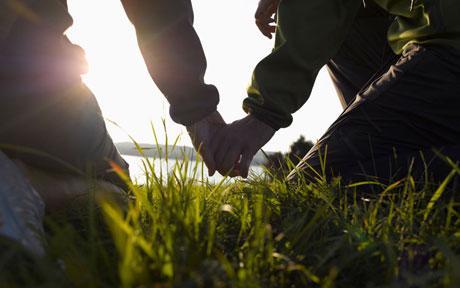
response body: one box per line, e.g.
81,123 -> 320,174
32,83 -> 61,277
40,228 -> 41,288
123,155 -> 266,184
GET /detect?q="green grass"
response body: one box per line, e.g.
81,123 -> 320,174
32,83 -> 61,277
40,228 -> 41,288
1,144 -> 459,287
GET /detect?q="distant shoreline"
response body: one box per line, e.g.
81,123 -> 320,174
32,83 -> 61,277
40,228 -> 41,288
116,142 -> 271,166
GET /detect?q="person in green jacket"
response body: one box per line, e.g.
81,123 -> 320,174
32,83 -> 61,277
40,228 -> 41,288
209,0 -> 460,182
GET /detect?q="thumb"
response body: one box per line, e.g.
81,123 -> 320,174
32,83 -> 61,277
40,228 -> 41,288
239,150 -> 255,178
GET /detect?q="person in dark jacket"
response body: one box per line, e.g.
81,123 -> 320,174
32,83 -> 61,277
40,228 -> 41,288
0,0 -> 224,254
0,0 -> 224,186
210,0 -> 460,183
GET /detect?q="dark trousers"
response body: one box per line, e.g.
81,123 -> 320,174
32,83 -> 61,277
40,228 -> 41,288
0,16 -> 128,187
297,3 -> 460,184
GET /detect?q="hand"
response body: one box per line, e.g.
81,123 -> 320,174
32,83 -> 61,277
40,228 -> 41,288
255,0 -> 280,39
186,111 -> 226,176
211,114 -> 275,178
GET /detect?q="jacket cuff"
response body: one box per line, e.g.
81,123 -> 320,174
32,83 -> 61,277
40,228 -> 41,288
242,98 -> 291,131
171,105 -> 218,127
169,85 -> 220,126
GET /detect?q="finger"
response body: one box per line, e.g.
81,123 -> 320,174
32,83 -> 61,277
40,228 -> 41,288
215,143 -> 231,176
209,126 -> 224,155
194,128 -> 218,177
229,161 -> 241,177
262,24 -> 276,38
256,18 -> 276,38
255,16 -> 275,27
194,140 -> 215,177
240,150 -> 255,179
220,144 -> 243,176
212,129 -> 229,166
214,142 -> 233,176
201,146 -> 216,177
256,22 -> 274,39
207,127 -> 227,176
256,25 -> 270,38
256,16 -> 276,24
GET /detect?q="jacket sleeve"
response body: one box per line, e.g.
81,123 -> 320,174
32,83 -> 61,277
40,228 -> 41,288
120,0 -> 219,126
243,0 -> 362,130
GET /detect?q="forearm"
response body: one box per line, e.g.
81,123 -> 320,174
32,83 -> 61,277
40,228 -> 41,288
244,0 -> 362,130
121,0 -> 219,126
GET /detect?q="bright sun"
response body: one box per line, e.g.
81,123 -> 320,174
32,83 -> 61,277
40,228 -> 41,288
66,0 -> 171,145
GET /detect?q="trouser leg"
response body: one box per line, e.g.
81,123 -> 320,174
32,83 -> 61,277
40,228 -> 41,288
327,1 -> 394,108
0,151 -> 45,256
295,45 -> 460,183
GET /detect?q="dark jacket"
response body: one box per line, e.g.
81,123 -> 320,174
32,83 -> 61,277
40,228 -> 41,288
0,0 -> 219,126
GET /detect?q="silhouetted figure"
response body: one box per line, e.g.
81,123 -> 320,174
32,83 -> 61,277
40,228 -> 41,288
0,0 -> 221,254
212,0 -> 460,185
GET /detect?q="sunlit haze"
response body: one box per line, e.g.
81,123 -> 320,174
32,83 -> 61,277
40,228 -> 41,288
66,0 -> 342,152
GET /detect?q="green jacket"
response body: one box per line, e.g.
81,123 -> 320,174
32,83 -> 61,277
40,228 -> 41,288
244,0 -> 460,130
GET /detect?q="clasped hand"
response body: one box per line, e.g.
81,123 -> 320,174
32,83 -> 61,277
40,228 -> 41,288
185,0 -> 279,178
187,112 -> 275,178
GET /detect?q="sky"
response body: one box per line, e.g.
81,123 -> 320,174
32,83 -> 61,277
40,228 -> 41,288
66,0 -> 343,153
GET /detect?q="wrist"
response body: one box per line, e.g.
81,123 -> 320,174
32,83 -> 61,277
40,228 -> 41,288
186,111 -> 224,131
242,99 -> 288,131
247,113 -> 277,134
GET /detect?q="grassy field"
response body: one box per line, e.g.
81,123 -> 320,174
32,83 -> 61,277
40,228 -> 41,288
1,150 -> 459,287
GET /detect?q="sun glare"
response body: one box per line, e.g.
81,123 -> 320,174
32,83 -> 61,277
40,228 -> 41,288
66,0 -> 174,144
65,0 -> 341,152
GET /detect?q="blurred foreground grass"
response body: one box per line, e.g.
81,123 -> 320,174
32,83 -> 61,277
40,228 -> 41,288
1,144 -> 459,288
